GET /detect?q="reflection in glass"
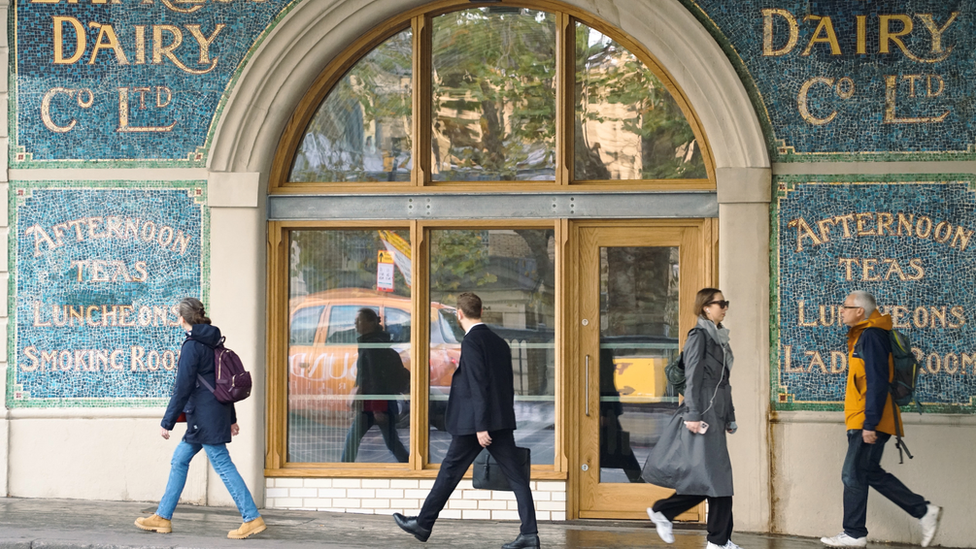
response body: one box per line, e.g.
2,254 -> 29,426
599,246 -> 680,483
432,9 -> 556,181
287,230 -> 412,464
428,229 -> 556,465
575,24 -> 705,180
291,30 -> 413,183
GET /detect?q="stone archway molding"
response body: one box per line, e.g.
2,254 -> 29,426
207,0 -> 770,187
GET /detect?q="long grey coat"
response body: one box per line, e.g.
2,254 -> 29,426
642,321 -> 736,497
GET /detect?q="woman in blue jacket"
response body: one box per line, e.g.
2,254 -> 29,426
134,297 -> 265,540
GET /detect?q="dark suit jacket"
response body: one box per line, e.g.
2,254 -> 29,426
445,324 -> 517,436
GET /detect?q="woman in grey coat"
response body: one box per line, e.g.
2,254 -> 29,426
642,288 -> 739,549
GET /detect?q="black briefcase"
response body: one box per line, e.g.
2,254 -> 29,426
472,447 -> 531,491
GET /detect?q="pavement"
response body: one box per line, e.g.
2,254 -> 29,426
0,497 -> 935,549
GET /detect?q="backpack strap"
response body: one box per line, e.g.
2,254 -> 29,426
197,374 -> 216,394
891,396 -> 913,464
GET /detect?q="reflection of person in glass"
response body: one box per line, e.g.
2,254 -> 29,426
642,288 -> 739,549
599,346 -> 644,482
341,308 -> 409,463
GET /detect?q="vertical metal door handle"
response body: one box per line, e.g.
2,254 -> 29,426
584,354 -> 590,417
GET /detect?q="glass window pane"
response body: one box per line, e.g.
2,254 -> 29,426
575,24 -> 705,180
385,307 -> 411,343
598,247 -> 680,483
290,29 -> 413,183
290,305 -> 324,345
428,229 -> 556,465
432,9 -> 556,181
287,230 -> 412,464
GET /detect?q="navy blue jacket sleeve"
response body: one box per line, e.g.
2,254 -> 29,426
860,328 -> 891,431
461,334 -> 492,432
161,340 -> 198,430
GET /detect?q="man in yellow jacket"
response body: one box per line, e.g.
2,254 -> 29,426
821,291 -> 941,548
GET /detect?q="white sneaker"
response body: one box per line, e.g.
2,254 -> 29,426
647,508 -> 674,544
724,541 -> 743,549
919,504 -> 942,547
820,533 -> 867,547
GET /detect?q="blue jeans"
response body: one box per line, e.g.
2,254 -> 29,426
156,441 -> 261,522
842,430 -> 927,538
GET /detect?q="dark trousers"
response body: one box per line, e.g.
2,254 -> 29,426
653,493 -> 733,545
842,430 -> 927,538
341,400 -> 409,463
419,429 -> 537,534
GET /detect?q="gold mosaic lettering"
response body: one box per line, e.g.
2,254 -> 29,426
762,8 -> 798,56
801,16 -> 841,56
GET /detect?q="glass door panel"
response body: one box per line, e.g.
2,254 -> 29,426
598,246 -> 680,483
576,223 -> 705,520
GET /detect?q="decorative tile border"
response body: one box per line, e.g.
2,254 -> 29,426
7,180 -> 209,408
772,174 -> 976,414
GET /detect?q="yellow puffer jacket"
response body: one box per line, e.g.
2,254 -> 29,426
845,310 -> 902,435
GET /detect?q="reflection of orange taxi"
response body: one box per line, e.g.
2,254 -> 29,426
288,288 -> 463,413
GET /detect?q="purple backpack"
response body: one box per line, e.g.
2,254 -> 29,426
195,336 -> 252,404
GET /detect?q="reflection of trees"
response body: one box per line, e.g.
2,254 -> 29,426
604,248 -> 677,338
292,31 -> 413,182
575,25 -> 705,180
291,9 -> 704,183
432,8 -> 556,180
430,231 -> 497,296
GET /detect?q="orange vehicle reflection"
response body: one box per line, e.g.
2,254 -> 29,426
288,288 -> 463,413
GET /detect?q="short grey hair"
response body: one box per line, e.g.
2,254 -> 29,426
848,291 -> 877,316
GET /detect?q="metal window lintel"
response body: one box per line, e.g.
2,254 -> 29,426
268,191 -> 718,220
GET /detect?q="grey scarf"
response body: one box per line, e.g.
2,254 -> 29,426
697,316 -> 734,371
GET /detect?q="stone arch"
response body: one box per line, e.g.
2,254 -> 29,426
207,0 -> 769,181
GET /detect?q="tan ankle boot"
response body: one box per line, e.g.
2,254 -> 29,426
227,516 -> 266,539
134,514 -> 172,533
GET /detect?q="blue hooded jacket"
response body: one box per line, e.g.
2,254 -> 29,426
161,324 -> 237,444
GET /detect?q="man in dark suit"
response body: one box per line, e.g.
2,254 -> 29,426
393,293 -> 539,549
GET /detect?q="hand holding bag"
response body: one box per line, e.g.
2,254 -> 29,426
473,446 -> 531,491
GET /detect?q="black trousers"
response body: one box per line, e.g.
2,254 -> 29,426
653,493 -> 733,545
419,429 -> 537,534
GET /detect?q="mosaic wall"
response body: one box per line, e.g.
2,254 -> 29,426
683,0 -> 974,161
8,182 -> 208,407
11,0 -> 295,166
773,175 -> 976,413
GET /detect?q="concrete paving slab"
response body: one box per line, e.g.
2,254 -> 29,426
0,497 -> 943,549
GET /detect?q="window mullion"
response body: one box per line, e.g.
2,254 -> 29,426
556,13 -> 574,186
412,15 -> 432,187
410,220 -> 430,469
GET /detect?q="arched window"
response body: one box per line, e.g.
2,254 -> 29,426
273,5 -> 711,189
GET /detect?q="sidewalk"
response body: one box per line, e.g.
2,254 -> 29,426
0,497 -> 914,549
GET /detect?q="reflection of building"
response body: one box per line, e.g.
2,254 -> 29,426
6,1 -> 975,546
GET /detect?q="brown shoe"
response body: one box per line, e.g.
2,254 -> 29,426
228,516 -> 266,539
134,514 -> 172,533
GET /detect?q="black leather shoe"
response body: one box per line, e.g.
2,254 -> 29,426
502,533 -> 540,549
393,513 -> 431,542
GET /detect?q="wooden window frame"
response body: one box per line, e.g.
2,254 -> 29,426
266,220 -> 569,480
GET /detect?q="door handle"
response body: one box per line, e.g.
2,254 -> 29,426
584,354 -> 590,417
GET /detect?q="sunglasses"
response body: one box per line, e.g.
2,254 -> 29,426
706,300 -> 730,309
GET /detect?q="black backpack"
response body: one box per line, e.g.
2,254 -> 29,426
665,328 -> 704,395
888,329 -> 921,408
665,352 -> 687,395
855,328 -> 921,463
